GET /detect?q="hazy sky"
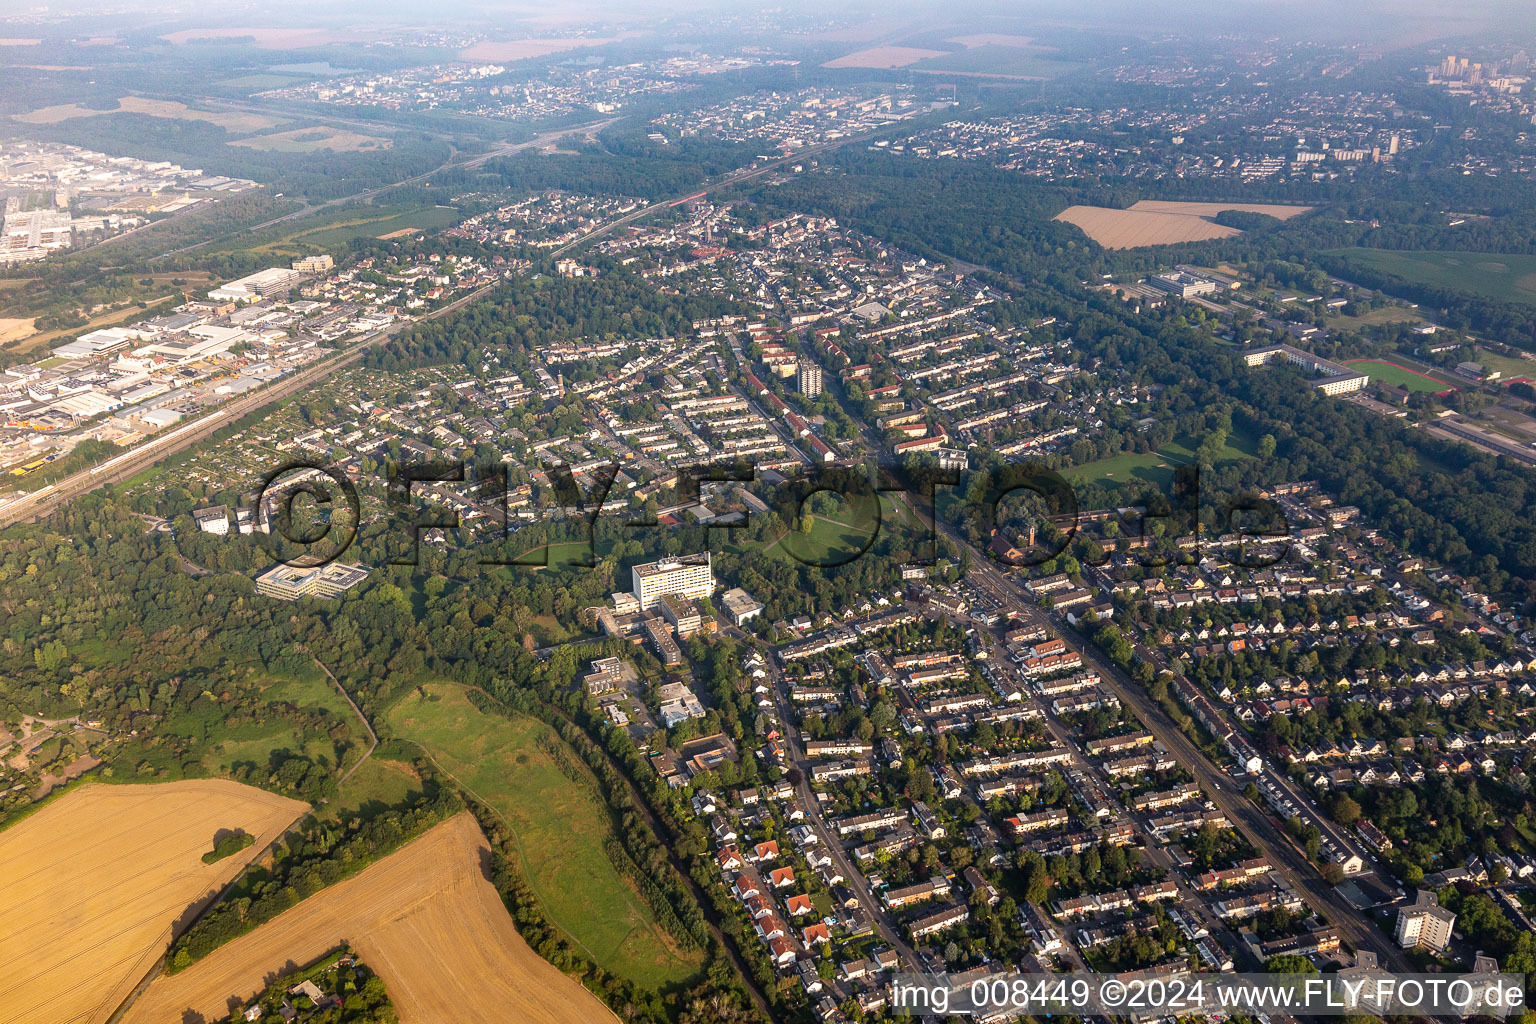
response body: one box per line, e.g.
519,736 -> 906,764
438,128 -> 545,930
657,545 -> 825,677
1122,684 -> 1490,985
0,0 -> 1531,46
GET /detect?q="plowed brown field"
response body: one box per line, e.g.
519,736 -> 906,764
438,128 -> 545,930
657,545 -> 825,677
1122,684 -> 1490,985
0,780 -> 306,1024
121,812 -> 614,1024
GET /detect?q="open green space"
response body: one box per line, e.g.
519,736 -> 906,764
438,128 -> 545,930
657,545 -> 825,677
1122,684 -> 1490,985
215,74 -> 308,90
194,668 -> 361,778
766,513 -> 878,564
279,205 -> 459,250
758,493 -> 907,565
512,537 -> 615,570
1343,359 -> 1453,393
1064,432 -> 1256,492
1325,306 -> 1426,329
386,682 -> 702,989
1328,248 -> 1536,306
206,204 -> 461,258
1472,347 -> 1536,381
325,756 -> 422,821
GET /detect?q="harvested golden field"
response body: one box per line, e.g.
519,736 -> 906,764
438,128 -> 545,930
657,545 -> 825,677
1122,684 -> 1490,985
459,36 -> 626,61
1128,199 -> 1313,219
0,317 -> 36,344
947,33 -> 1036,47
0,780 -> 306,1024
122,812 -> 614,1024
14,96 -> 277,133
1054,205 -> 1243,248
823,45 -> 948,69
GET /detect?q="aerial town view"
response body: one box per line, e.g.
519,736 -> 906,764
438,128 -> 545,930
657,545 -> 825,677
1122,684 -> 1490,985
5,1 -> 1536,1023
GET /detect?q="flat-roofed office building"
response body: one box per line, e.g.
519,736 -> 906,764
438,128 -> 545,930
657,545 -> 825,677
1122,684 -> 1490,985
632,552 -> 714,611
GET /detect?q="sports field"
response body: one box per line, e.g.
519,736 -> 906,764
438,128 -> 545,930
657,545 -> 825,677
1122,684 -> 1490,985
122,812 -> 612,1024
387,683 -> 701,989
1343,359 -> 1455,393
1328,248 -> 1536,306
0,780 -> 305,1024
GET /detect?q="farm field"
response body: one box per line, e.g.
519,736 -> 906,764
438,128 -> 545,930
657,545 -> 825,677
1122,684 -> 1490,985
1127,200 -> 1312,220
1327,248 -> 1536,306
823,45 -> 948,68
214,73 -> 307,90
387,683 -> 701,989
1343,359 -> 1456,393
947,33 -> 1036,47
231,126 -> 392,152
1055,205 -> 1242,248
459,36 -> 626,61
910,45 -> 1083,78
0,316 -> 35,343
122,812 -> 610,1024
14,96 -> 278,132
0,780 -> 306,1024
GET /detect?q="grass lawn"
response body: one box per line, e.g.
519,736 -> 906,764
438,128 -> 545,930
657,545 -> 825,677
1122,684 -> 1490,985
1326,306 -> 1426,329
511,537 -> 614,570
759,493 -> 908,565
1343,359 -> 1454,393
765,513 -> 878,565
205,205 -> 460,259
284,206 -> 458,250
1328,248 -> 1536,306
324,757 -> 422,821
1064,431 -> 1256,492
197,668 -> 362,777
386,682 -> 702,989
1472,347 -> 1536,381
